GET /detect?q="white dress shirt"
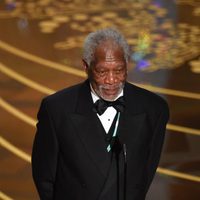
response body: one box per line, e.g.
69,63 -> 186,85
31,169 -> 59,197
90,87 -> 123,133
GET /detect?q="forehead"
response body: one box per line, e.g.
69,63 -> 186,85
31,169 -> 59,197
94,41 -> 125,63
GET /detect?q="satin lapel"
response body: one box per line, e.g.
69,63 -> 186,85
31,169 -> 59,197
119,81 -> 147,157
118,112 -> 147,159
70,80 -> 110,178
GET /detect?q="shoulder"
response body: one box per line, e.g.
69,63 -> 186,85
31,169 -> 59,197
125,82 -> 169,115
40,81 -> 85,112
46,82 -> 83,101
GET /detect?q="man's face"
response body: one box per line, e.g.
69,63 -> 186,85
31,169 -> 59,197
85,43 -> 127,101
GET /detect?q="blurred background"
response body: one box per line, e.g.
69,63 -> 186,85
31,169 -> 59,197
0,0 -> 200,199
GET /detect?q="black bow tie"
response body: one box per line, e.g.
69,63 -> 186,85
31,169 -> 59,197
93,96 -> 125,115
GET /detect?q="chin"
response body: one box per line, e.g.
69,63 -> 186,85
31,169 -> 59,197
101,96 -> 116,102
99,92 -> 120,101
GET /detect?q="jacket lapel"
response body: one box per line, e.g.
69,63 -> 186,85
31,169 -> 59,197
118,82 -> 147,157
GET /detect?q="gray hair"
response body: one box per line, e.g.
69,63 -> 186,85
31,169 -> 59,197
83,28 -> 130,66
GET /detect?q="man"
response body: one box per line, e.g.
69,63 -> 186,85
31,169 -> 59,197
32,28 -> 169,200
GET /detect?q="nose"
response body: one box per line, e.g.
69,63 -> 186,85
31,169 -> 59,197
104,71 -> 117,85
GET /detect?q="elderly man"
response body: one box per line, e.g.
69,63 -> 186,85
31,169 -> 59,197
32,28 -> 169,200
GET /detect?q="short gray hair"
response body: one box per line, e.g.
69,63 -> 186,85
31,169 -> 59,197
83,28 -> 130,66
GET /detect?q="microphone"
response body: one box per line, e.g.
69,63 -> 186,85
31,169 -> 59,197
123,144 -> 127,162
111,136 -> 122,200
111,138 -> 127,200
123,144 -> 127,200
111,136 -> 123,155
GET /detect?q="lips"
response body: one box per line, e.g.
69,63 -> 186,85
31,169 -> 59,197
103,87 -> 119,95
96,82 -> 124,100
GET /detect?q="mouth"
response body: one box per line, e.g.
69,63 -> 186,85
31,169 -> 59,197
100,85 -> 123,97
103,88 -> 118,95
96,83 -> 124,100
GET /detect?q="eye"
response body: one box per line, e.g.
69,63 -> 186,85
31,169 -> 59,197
95,69 -> 107,77
97,71 -> 105,77
115,68 -> 124,74
115,69 -> 121,74
99,71 -> 105,76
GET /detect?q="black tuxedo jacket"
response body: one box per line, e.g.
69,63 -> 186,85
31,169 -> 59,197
32,80 -> 169,200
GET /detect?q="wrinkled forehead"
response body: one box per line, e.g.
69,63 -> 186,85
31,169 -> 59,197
94,41 -> 125,62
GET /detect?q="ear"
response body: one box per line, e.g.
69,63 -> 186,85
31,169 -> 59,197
127,62 -> 132,72
82,59 -> 89,74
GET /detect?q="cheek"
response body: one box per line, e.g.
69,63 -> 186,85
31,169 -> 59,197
121,71 -> 127,81
91,77 -> 103,90
115,73 -> 127,83
92,74 -> 104,85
